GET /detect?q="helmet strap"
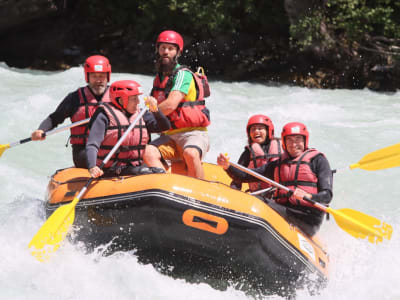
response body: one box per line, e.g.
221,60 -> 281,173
113,97 -> 124,110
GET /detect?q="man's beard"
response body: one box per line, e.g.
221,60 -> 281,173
89,84 -> 106,96
156,55 -> 177,74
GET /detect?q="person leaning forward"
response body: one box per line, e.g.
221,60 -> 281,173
218,122 -> 333,236
86,80 -> 170,178
31,55 -> 112,168
143,30 -> 211,179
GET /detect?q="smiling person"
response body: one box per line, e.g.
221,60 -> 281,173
31,55 -> 112,168
230,114 -> 283,193
143,30 -> 211,179
86,80 -> 170,178
217,122 -> 333,236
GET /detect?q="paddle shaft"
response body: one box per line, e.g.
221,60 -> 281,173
9,118 -> 90,148
229,161 -> 322,208
74,107 -> 148,200
250,187 -> 275,196
228,161 -> 394,243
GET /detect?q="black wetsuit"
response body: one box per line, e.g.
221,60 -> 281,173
86,107 -> 170,176
226,152 -> 333,236
230,143 -> 272,190
38,87 -> 106,168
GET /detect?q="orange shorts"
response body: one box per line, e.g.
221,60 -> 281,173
158,138 -> 182,161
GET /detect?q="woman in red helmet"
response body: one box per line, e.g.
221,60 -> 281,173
144,30 -> 211,180
218,122 -> 333,236
31,55 -> 112,168
230,114 -> 282,194
86,80 -> 170,178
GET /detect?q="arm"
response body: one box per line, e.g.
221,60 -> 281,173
45,91 -> 80,129
217,153 -> 275,183
230,149 -> 250,189
157,90 -> 184,116
157,69 -> 192,116
293,154 -> 333,205
311,154 -> 333,204
85,109 -> 108,172
237,148 -> 251,166
31,91 -> 80,140
142,110 -> 171,133
31,117 -> 53,140
227,163 -> 274,183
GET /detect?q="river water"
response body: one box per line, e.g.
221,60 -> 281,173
0,63 -> 398,299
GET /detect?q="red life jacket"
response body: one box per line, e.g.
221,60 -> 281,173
274,149 -> 322,205
151,66 -> 210,129
96,103 -> 149,169
70,86 -> 111,145
247,139 -> 282,192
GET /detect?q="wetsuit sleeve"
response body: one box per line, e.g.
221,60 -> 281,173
226,161 -> 276,183
38,91 -> 80,131
142,110 -> 171,133
310,154 -> 333,205
237,148 -> 251,166
37,117 -> 53,132
85,110 -> 109,169
230,149 -> 251,189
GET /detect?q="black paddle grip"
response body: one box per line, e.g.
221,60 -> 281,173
20,137 -> 32,144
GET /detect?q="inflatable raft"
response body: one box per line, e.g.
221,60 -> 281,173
45,162 -> 328,295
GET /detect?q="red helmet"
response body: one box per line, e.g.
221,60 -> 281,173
281,122 -> 309,150
246,114 -> 275,140
84,55 -> 111,82
110,80 -> 143,110
156,30 -> 184,52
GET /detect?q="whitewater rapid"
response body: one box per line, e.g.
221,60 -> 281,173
0,63 -> 398,299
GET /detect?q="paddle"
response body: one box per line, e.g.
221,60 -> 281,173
348,143 -> 400,171
28,107 -> 148,262
228,160 -> 393,244
0,118 -> 90,158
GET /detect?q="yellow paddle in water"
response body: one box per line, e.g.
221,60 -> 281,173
0,118 -> 90,158
228,161 -> 393,244
349,143 -> 400,171
28,107 -> 148,262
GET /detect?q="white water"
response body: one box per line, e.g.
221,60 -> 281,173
0,62 -> 399,299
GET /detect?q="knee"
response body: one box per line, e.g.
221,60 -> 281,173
144,144 -> 160,160
183,147 -> 200,163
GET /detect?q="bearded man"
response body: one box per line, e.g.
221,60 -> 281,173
144,30 -> 211,179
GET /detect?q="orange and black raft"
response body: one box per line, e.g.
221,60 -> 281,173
45,162 -> 329,292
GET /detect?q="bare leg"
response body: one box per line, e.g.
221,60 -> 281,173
183,147 -> 204,179
143,144 -> 165,170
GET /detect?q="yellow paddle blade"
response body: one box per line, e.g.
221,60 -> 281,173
28,200 -> 76,262
350,143 -> 400,171
328,207 -> 393,244
0,144 -> 10,157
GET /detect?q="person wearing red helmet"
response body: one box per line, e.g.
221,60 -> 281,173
218,122 -> 333,236
230,114 -> 283,193
31,55 -> 112,168
86,80 -> 170,178
144,30 -> 211,179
